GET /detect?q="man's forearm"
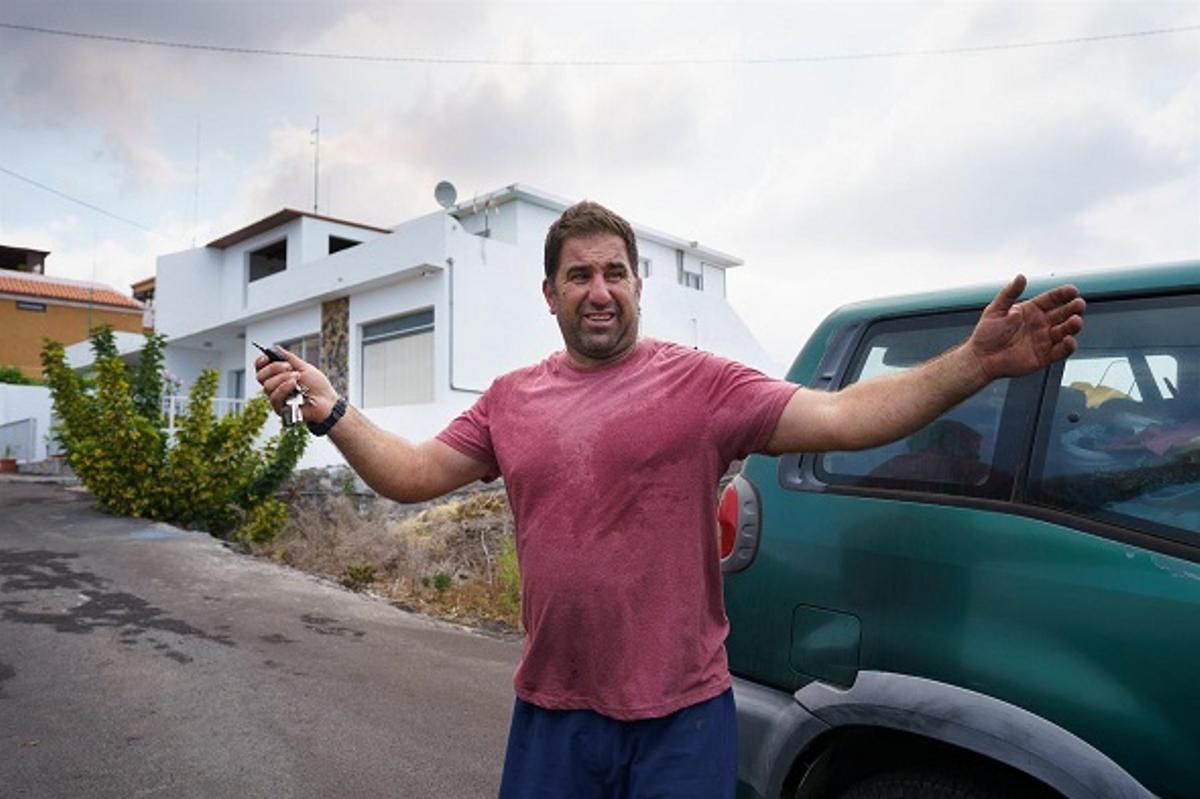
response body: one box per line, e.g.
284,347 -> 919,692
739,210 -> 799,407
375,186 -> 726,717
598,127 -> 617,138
326,405 -> 434,502
832,343 -> 990,451
768,343 -> 992,454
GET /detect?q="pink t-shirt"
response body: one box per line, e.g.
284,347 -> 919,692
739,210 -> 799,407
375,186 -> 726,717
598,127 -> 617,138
437,338 -> 797,720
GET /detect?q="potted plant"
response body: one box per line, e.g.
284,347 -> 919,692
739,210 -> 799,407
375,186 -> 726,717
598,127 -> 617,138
0,445 -> 16,474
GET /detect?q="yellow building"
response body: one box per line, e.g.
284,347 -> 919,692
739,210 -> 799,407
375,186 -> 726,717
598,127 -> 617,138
0,269 -> 145,380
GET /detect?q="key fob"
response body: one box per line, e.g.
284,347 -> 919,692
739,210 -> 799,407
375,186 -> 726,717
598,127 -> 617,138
252,341 -> 286,364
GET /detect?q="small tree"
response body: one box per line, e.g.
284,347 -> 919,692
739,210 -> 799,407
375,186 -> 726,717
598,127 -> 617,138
41,327 -> 306,542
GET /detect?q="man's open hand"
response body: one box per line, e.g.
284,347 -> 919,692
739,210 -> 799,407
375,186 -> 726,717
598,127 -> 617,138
968,275 -> 1086,381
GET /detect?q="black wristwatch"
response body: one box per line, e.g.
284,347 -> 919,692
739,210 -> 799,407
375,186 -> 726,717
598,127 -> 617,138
307,396 -> 347,437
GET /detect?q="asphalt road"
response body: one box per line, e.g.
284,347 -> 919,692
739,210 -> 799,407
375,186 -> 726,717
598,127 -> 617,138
0,480 -> 521,798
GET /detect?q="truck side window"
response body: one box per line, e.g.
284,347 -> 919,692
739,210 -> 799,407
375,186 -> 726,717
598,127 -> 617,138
816,312 -> 1026,499
1027,295 -> 1199,541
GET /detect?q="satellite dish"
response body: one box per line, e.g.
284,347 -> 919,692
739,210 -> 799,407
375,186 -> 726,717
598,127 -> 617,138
434,181 -> 458,209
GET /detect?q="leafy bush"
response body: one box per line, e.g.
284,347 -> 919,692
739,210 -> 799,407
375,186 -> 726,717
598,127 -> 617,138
41,326 -> 306,541
0,364 -> 41,385
495,535 -> 521,618
340,562 -> 378,591
431,570 -> 453,593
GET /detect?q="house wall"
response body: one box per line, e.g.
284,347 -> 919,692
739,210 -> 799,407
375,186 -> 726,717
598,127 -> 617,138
347,269 -> 444,405
157,214 -> 445,344
447,217 -> 555,392
702,262 -> 727,297
163,347 -> 223,392
0,383 -> 52,461
1,297 -> 143,379
294,216 -> 384,265
156,247 -> 224,341
637,239 -> 676,284
457,199 -> 518,244
214,347 -> 248,398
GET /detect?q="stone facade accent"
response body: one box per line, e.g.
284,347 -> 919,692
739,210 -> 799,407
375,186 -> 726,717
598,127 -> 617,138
320,297 -> 349,397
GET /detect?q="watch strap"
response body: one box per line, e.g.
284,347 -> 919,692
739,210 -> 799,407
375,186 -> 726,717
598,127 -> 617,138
307,396 -> 347,437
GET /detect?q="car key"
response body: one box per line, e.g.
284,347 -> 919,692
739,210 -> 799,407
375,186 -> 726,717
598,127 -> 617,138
284,393 -> 306,426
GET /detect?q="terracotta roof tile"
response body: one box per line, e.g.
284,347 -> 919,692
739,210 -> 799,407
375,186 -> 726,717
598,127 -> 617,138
0,272 -> 144,310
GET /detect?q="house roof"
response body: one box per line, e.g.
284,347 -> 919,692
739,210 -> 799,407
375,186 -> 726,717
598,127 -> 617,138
130,276 -> 156,294
449,183 -> 745,268
206,209 -> 393,250
0,271 -> 144,310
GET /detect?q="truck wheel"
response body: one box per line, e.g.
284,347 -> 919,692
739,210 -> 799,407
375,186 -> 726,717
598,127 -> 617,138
838,770 -> 1009,799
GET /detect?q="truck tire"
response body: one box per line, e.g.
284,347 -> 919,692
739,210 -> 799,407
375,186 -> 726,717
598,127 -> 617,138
838,770 -> 1011,799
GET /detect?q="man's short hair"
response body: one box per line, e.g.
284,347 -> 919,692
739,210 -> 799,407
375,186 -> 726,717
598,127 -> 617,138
544,201 -> 639,280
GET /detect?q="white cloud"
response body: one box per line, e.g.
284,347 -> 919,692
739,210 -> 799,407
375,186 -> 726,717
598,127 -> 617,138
3,0 -> 1196,370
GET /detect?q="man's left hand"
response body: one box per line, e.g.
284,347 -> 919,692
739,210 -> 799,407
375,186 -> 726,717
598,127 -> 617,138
968,274 -> 1086,381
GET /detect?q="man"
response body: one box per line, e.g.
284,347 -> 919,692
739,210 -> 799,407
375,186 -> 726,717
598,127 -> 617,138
256,201 -> 1085,798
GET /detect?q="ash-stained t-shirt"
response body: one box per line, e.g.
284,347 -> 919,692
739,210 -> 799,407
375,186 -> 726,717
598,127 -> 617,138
436,338 -> 798,721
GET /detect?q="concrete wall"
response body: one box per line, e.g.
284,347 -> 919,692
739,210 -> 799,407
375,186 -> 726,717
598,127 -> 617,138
156,247 -> 224,341
637,239 -> 677,285
0,384 -> 53,461
156,215 -> 435,343
347,269 -> 445,405
457,199 -> 519,244
294,216 -> 386,266
447,221 -> 555,392
702,262 -> 727,298
163,347 -> 222,392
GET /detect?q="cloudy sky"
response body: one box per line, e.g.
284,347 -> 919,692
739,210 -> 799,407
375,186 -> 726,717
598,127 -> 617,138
1,0 -> 1196,370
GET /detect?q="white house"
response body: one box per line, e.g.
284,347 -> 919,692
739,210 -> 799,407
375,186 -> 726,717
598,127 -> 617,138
69,184 -> 778,469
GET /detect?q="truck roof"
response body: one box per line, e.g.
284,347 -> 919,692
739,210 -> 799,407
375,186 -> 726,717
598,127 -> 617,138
786,259 -> 1199,385
828,259 -> 1199,324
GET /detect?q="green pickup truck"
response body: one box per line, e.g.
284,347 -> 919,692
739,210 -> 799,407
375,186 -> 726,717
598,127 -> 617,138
721,261 -> 1198,799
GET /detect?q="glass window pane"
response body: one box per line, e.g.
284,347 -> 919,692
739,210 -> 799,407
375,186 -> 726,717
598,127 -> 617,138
363,310 -> 434,342
248,240 -> 287,282
361,310 -> 435,407
1028,295 -> 1199,540
280,334 -> 321,364
817,315 -> 1016,497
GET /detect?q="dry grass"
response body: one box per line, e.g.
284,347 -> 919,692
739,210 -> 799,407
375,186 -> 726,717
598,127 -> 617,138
255,488 -> 522,633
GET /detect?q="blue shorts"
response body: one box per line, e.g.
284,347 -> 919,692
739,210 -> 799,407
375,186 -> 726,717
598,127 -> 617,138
497,689 -> 736,799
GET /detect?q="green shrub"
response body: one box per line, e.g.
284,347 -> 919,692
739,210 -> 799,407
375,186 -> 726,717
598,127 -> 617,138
496,535 -> 521,617
340,562 -> 378,591
432,571 -> 453,593
41,326 -> 306,542
233,498 -> 289,546
0,365 -> 41,385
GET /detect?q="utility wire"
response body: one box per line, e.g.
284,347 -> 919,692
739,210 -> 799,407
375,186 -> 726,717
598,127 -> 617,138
0,20 -> 1197,65
0,164 -> 163,237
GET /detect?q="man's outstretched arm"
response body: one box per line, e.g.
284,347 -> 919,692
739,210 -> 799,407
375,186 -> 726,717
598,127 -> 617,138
256,350 -> 490,503
766,275 -> 1086,455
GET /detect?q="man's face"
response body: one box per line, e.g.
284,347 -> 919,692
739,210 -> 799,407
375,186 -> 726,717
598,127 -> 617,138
543,233 -> 642,368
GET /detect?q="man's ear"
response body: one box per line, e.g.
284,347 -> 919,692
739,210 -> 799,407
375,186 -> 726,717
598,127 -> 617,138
542,278 -> 557,315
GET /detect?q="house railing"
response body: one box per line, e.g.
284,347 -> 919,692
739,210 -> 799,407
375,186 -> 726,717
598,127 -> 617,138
162,395 -> 247,432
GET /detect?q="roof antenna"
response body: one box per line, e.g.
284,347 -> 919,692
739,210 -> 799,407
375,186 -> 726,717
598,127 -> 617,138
191,120 -> 200,247
311,115 -> 320,214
